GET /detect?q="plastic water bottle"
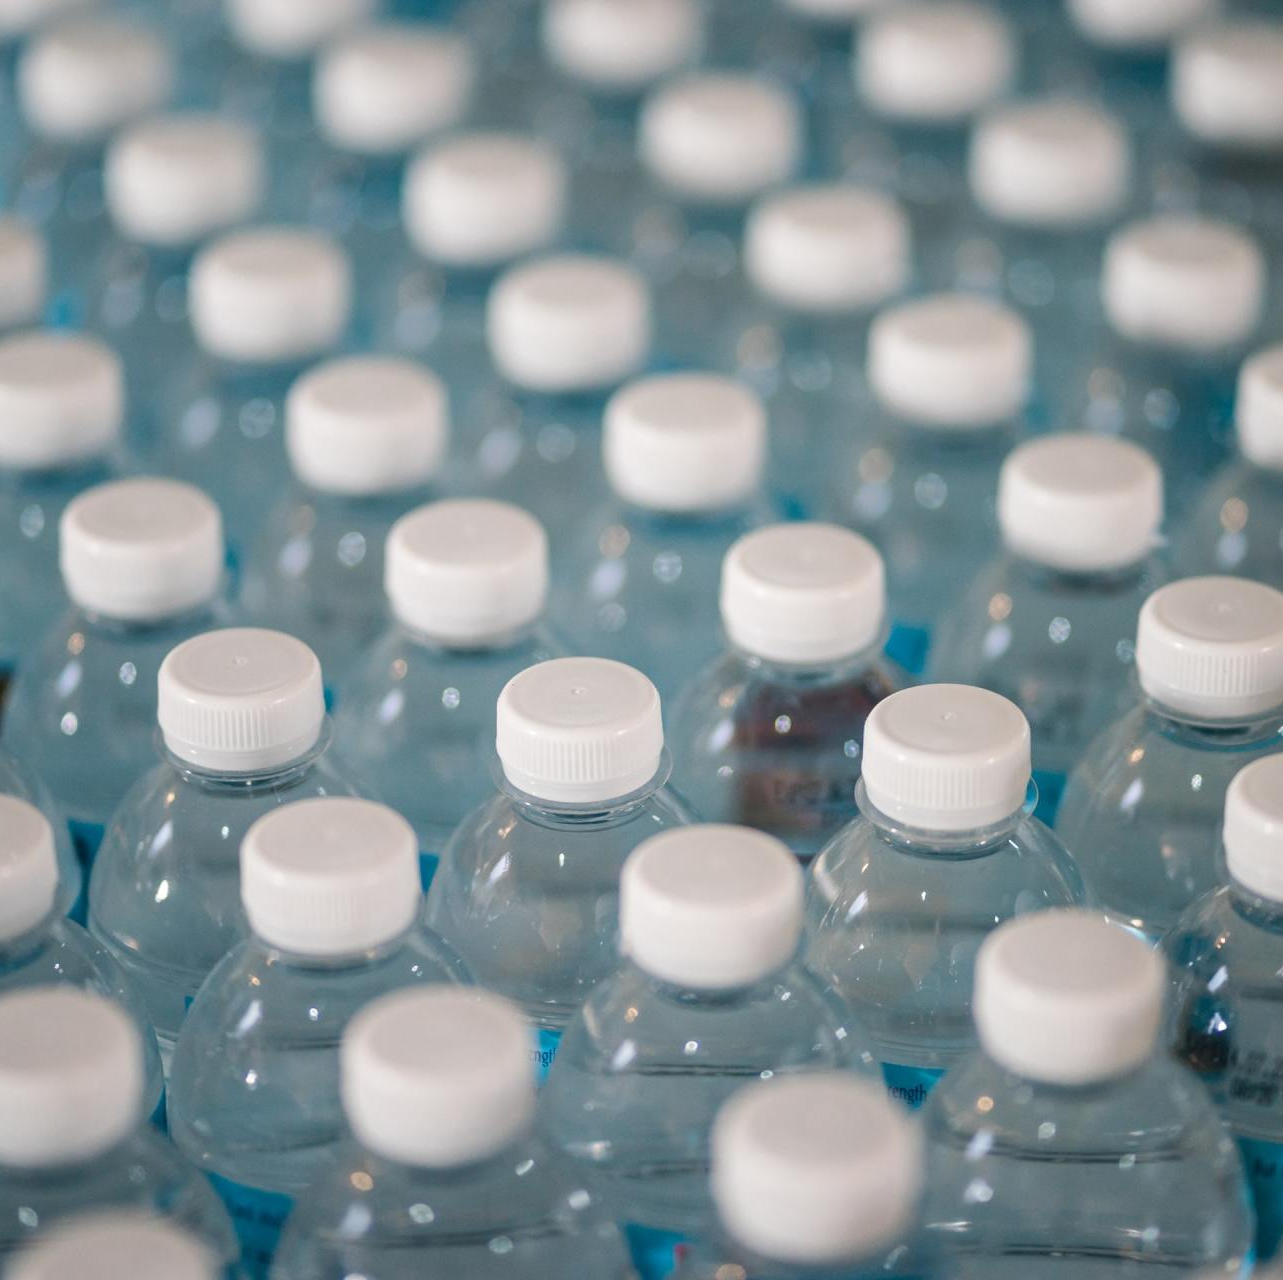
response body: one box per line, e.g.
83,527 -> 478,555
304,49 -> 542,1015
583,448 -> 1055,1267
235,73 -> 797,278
0,795 -> 162,1122
239,354 -> 449,688
828,293 -> 1033,675
543,824 -> 877,1277
425,656 -> 691,1075
168,797 -> 467,1279
88,627 -> 363,1068
669,523 -> 904,860
1058,575 -> 1283,944
920,910 -> 1253,1277
7,1213 -> 224,1280
554,371 -> 774,703
333,498 -> 558,878
0,987 -> 237,1268
2,477 -> 229,866
675,1073 -> 937,1280
0,216 -> 46,330
275,987 -> 632,1278
806,684 -> 1088,1108
0,745 -> 79,919
931,434 -> 1167,821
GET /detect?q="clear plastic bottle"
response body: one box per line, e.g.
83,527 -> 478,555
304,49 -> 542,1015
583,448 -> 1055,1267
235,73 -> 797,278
168,797 -> 468,1279
273,987 -> 633,1279
240,354 -> 449,688
0,987 -> 237,1269
0,216 -> 46,332
931,434 -> 1167,820
555,372 -> 775,704
88,627 -> 364,1067
806,684 -> 1088,1107
0,744 -> 79,919
1058,575 -> 1283,943
425,656 -> 692,1073
543,824 -> 877,1277
1165,754 -> 1283,1264
669,523 -> 904,860
333,499 -> 558,879
827,293 -> 1033,675
7,1212 -> 224,1280
921,910 -> 1253,1278
2,477 -> 229,866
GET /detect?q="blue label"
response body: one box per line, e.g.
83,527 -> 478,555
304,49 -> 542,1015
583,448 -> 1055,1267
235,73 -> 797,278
886,623 -> 930,677
67,819 -> 105,872
1032,769 -> 1067,826
418,850 -> 439,892
206,1170 -> 293,1280
1240,1135 -> 1283,1261
624,1223 -> 691,1280
882,1062 -> 945,1110
532,1027 -> 562,1083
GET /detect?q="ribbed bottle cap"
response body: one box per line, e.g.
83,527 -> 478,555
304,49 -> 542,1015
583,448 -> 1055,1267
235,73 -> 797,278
342,988 -> 534,1167
744,184 -> 911,314
857,2 -> 1014,123
639,72 -> 802,205
1173,22 -> 1283,151
0,219 -> 45,331
0,331 -> 122,470
315,23 -> 474,155
157,628 -> 325,773
286,356 -> 447,495
1103,216 -> 1264,353
621,825 -> 802,989
104,114 -> 264,248
241,798 -> 420,956
496,657 -> 663,804
712,1075 -> 923,1266
0,988 -> 142,1167
403,132 -> 567,269
861,684 -> 1030,832
998,434 -> 1163,573
8,1215 -> 217,1280
869,293 -> 1031,428
487,254 -> 649,394
190,227 -> 351,364
1225,755 -> 1283,903
1069,0 -> 1217,49
603,373 -> 766,513
0,0 -> 98,39
975,910 -> 1163,1085
1137,577 -> 1283,721
970,99 -> 1130,228
1237,344 -> 1283,472
542,0 -> 700,92
60,478 -> 222,622
721,523 -> 886,666
385,499 -> 548,644
226,0 -> 375,58
0,795 -> 58,942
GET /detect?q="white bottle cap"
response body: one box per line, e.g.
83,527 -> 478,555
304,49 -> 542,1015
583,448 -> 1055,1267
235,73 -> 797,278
342,988 -> 534,1167
286,356 -> 448,496
1237,344 -> 1283,473
386,499 -> 548,645
542,0 -> 700,93
857,2 -> 1014,123
240,797 -> 420,957
639,73 -> 802,205
60,478 -> 222,623
0,795 -> 58,942
721,523 -> 886,666
190,227 -> 351,365
158,628 -> 326,774
861,684 -> 1031,832
998,434 -> 1163,573
0,331 -> 122,471
496,657 -> 663,804
603,373 -> 766,513
711,1074 -> 923,1266
975,909 -> 1164,1085
1103,216 -> 1264,353
0,988 -> 142,1167
487,254 -> 649,394
403,132 -> 567,269
1136,577 -> 1283,722
1173,22 -> 1283,151
970,99 -> 1130,229
1224,755 -> 1283,903
868,293 -> 1031,428
314,23 -> 474,156
0,219 -> 45,331
1069,0 -> 1217,49
104,114 -> 264,249
744,185 -> 911,314
226,0 -> 375,58
8,1215 -> 217,1280
621,825 -> 802,990
0,0 -> 98,40
18,18 -> 171,142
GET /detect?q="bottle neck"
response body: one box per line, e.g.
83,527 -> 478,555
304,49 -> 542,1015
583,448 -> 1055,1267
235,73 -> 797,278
254,924 -> 413,972
1007,552 -> 1153,595
0,910 -> 57,967
1227,877 -> 1283,935
74,597 -> 223,639
856,778 -> 1031,857
1141,700 -> 1283,749
498,753 -> 674,831
393,615 -> 543,657
731,638 -> 888,689
162,720 -> 332,794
